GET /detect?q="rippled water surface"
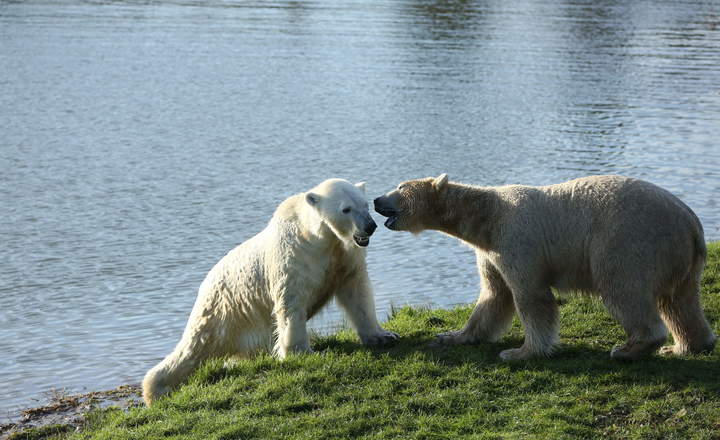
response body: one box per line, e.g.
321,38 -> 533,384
2,0 -> 719,415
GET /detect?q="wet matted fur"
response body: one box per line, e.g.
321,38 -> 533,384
143,179 -> 398,406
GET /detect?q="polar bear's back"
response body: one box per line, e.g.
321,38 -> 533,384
494,175 -> 705,293
543,175 -> 703,243
179,228 -> 276,349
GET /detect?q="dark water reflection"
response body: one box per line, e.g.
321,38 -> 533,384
1,0 -> 719,414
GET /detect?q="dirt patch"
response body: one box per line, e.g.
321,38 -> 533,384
0,385 -> 142,440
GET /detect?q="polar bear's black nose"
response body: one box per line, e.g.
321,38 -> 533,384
365,220 -> 377,235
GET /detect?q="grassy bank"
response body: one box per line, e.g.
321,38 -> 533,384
19,243 -> 720,439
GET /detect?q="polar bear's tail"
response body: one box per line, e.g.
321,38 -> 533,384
142,364 -> 168,407
142,348 -> 200,406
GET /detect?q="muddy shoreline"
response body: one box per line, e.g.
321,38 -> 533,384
0,385 -> 142,440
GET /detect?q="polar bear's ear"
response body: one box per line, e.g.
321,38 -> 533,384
433,173 -> 448,191
306,192 -> 320,206
355,182 -> 366,194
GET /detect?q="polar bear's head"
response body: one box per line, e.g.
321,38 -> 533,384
373,173 -> 449,234
306,179 -> 377,247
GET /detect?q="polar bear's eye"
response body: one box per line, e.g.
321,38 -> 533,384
342,207 -> 351,214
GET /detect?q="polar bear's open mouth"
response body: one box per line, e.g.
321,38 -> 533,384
353,235 -> 370,247
374,205 -> 399,230
384,216 -> 398,229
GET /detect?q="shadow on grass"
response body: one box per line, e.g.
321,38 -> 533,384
311,329 -> 720,394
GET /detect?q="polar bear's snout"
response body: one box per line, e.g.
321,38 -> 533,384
373,195 -> 399,230
364,217 -> 377,235
353,214 -> 377,247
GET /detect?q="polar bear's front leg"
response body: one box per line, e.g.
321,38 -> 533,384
273,306 -> 312,359
336,273 -> 399,346
434,256 -> 515,347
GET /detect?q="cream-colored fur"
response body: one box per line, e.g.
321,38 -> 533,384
143,179 -> 398,406
374,174 -> 715,361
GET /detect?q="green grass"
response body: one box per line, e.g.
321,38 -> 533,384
58,243 -> 720,439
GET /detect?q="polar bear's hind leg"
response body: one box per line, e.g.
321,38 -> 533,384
659,267 -> 716,355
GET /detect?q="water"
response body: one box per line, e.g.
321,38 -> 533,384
1,0 -> 719,416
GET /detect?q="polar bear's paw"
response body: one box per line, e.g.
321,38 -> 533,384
610,339 -> 664,361
498,346 -> 535,361
659,345 -> 681,356
659,338 -> 715,356
276,342 -> 313,360
430,330 -> 473,347
361,330 -> 400,346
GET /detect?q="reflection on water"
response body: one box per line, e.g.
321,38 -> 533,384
1,0 -> 719,415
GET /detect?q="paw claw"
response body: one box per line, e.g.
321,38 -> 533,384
363,330 -> 399,346
499,347 -> 533,361
276,343 -> 312,359
610,339 -> 664,361
659,345 -> 677,356
430,330 -> 466,347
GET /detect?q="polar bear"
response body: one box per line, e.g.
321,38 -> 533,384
143,179 -> 399,406
374,174 -> 715,361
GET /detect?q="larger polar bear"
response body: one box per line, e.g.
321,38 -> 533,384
374,174 -> 715,361
143,179 -> 399,406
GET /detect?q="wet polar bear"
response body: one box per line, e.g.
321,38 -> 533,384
143,179 -> 399,405
375,174 -> 715,361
